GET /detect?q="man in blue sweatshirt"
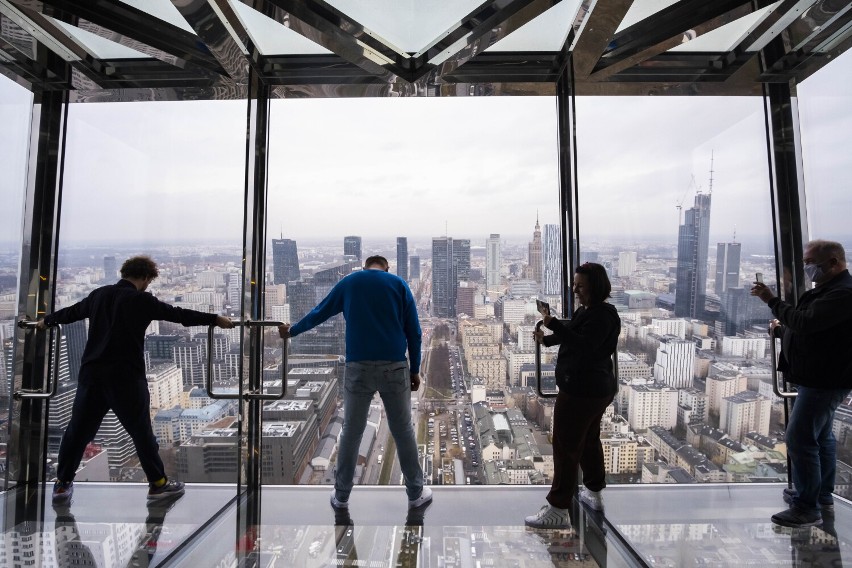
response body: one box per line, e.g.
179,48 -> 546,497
278,255 -> 431,510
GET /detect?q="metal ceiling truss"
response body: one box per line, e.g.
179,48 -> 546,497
0,0 -> 850,99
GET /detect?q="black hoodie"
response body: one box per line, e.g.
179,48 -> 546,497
541,302 -> 621,397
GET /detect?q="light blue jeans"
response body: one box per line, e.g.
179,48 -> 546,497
335,361 -> 424,502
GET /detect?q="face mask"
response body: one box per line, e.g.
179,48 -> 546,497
804,263 -> 824,282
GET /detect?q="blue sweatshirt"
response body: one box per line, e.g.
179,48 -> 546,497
290,269 -> 422,373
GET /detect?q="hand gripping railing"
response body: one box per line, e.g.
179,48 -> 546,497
534,320 -> 558,398
15,319 -> 61,400
769,331 -> 796,399
205,319 -> 288,401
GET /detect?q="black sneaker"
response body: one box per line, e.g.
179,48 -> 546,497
52,481 -> 74,505
782,487 -> 835,514
147,479 -> 185,501
771,506 -> 822,528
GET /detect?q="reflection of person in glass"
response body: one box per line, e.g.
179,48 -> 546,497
751,239 -> 852,528
525,263 -> 620,529
128,494 -> 183,566
37,256 -> 234,504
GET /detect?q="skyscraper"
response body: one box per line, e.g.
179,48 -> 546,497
272,238 -> 300,285
618,251 -> 637,278
409,256 -> 420,280
432,237 -> 470,318
486,234 -> 501,290
542,224 -> 562,296
344,236 -> 362,263
714,242 -> 741,294
526,216 -> 543,283
103,255 -> 117,283
396,237 -> 408,280
675,192 -> 712,318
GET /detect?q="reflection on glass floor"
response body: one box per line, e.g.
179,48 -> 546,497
2,484 -> 849,566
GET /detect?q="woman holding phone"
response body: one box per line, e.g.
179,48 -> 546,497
525,262 -> 621,529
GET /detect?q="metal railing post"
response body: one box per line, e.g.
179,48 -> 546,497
15,320 -> 61,400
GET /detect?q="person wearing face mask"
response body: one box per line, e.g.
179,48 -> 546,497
751,239 -> 852,528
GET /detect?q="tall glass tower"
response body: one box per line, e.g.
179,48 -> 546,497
396,237 -> 408,280
272,238 -> 300,285
344,235 -> 362,262
432,237 -> 470,318
715,241 -> 742,294
675,192 -> 712,319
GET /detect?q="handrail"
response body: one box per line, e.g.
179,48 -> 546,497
205,319 -> 288,401
534,320 -> 557,398
15,319 -> 61,400
243,320 -> 288,401
770,331 -> 796,399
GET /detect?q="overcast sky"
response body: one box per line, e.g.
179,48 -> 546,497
1,50 -> 849,254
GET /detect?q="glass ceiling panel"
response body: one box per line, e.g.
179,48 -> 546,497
670,2 -> 780,53
486,0 -> 581,52
229,1 -> 332,55
118,0 -> 196,34
324,0 -> 483,53
616,0 -> 679,33
47,18 -> 152,59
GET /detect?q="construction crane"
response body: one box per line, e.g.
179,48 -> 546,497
676,174 -> 699,225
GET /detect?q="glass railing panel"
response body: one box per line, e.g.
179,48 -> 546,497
265,96 -> 562,487
796,47 -> 852,506
52,100 -> 246,487
0,74 -> 33,489
575,94 -> 779,487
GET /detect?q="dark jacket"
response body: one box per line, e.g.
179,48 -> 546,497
45,279 -> 218,378
770,269 -> 852,389
542,302 -> 621,397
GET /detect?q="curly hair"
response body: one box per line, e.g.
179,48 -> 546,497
120,256 -> 159,280
575,262 -> 612,304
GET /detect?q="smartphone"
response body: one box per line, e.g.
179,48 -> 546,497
755,272 -> 763,284
536,299 -> 550,316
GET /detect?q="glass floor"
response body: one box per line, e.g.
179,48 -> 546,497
1,483 -> 848,567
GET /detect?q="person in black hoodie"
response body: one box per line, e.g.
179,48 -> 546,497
38,256 -> 234,505
751,239 -> 852,528
525,262 -> 621,529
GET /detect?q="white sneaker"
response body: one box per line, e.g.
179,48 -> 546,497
524,505 -> 570,529
408,486 -> 433,509
579,488 -> 604,511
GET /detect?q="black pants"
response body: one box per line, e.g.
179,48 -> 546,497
57,364 -> 165,484
546,389 -> 614,509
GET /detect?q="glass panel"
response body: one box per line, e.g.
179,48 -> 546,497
616,0 -> 680,33
266,97 -> 561,487
669,2 -> 781,53
52,100 -> 246,487
486,0 -> 581,52
46,17 -> 152,59
0,74 -> 33,488
796,47 -> 852,504
118,0 -> 196,34
229,1 -> 332,55
324,0 -> 483,52
575,94 -> 778,486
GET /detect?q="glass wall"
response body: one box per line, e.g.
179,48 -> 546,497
575,95 -> 778,484
51,100 -> 246,484
0,75 -> 33,486
266,96 -> 562,486
796,48 -> 852,500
